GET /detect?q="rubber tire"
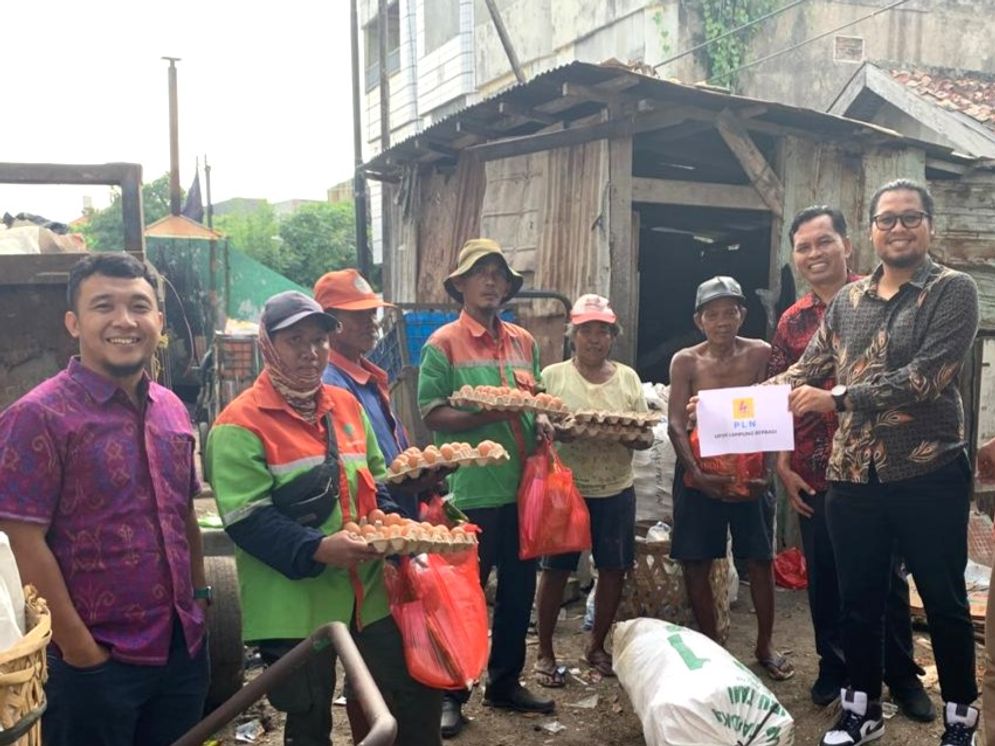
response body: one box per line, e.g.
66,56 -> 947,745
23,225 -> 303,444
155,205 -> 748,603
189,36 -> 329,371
204,555 -> 244,712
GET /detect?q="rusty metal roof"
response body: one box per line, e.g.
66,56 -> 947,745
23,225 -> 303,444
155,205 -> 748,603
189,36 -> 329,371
364,60 -> 972,173
891,67 -> 995,131
144,214 -> 223,240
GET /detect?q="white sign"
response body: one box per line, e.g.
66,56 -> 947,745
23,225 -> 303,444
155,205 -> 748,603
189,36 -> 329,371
696,385 -> 794,457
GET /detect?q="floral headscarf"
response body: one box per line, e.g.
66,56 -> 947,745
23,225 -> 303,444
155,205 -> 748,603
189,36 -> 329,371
258,323 -> 323,423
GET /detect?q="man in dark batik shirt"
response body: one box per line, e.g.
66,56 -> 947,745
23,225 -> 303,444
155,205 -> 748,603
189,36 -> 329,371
768,205 -> 926,718
771,181 -> 979,746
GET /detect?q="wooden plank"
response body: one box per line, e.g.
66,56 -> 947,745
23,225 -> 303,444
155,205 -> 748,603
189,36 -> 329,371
631,177 -> 768,211
716,109 -> 785,218
561,80 -> 639,104
467,108 -> 689,162
607,125 -> 636,365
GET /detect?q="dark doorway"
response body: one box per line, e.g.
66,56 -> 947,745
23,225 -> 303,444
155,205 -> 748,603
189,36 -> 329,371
634,204 -> 774,385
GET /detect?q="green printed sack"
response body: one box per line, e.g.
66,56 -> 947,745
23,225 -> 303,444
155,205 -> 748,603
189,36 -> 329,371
614,619 -> 794,746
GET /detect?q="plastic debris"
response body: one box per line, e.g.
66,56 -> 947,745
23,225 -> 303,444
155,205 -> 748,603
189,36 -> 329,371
235,719 -> 265,743
539,720 -> 567,734
568,694 -> 599,709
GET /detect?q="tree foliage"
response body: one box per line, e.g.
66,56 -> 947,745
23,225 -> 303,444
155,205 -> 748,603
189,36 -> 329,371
81,173 -> 177,250
216,201 -> 359,289
276,202 -> 357,288
691,0 -> 777,89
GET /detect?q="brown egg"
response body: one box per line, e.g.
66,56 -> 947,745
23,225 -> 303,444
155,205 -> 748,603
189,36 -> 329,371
360,524 -> 378,538
423,448 -> 439,465
388,458 -> 405,474
343,521 -> 361,535
439,443 -> 456,460
405,452 -> 422,468
368,508 -> 386,524
477,441 -> 494,457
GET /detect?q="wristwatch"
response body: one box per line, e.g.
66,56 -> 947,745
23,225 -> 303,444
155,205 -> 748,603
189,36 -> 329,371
830,384 -> 848,412
194,586 -> 214,606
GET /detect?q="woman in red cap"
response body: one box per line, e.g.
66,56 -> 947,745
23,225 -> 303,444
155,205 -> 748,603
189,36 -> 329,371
533,294 -> 649,686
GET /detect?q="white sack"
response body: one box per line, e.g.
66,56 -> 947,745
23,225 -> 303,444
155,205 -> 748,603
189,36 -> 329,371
614,618 -> 794,746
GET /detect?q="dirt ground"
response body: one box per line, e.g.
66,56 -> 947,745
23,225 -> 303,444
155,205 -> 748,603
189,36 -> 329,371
208,583 -> 986,745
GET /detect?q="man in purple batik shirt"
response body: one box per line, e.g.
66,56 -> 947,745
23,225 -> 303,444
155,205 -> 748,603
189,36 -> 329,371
0,253 -> 209,746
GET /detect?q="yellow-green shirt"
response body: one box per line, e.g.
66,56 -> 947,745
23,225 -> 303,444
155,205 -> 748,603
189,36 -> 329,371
541,360 -> 647,497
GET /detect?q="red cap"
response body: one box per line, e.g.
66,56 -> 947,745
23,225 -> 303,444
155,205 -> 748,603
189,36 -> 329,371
313,269 -> 395,311
570,294 -> 617,325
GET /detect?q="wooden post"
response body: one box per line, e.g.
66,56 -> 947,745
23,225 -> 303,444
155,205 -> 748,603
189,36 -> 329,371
607,112 -> 636,365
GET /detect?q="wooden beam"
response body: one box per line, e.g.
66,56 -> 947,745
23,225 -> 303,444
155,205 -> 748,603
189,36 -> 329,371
456,119 -> 499,139
926,157 -> 970,175
413,138 -> 458,158
466,108 -> 688,161
631,177 -> 769,211
716,109 -> 785,217
498,101 -> 558,125
608,101 -> 637,365
467,118 -> 623,161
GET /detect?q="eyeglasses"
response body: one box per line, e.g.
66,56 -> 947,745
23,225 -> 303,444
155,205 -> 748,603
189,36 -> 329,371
871,211 -> 930,231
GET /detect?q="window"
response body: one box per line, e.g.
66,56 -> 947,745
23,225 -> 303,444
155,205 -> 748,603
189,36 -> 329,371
365,2 -> 401,91
424,0 -> 460,55
834,35 -> 864,63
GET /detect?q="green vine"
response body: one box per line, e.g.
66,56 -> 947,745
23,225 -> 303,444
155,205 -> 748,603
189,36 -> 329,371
690,0 -> 778,89
651,10 -> 672,56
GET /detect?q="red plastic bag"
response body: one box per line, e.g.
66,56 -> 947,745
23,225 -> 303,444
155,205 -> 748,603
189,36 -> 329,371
384,548 -> 488,689
683,429 -> 764,498
517,440 -> 592,560
773,547 -> 808,589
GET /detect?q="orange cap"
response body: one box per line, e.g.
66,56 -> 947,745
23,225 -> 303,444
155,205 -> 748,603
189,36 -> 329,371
313,269 -> 395,311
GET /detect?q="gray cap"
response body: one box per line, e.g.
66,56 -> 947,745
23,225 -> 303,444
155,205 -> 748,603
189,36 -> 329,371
695,276 -> 746,312
261,291 -> 340,335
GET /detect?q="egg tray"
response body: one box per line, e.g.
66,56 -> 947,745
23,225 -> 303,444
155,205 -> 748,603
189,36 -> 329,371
384,450 -> 510,484
570,409 -> 663,428
448,393 -> 571,420
362,531 -> 479,556
555,419 -> 656,445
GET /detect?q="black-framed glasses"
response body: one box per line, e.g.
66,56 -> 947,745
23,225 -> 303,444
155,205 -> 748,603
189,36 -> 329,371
871,211 -> 930,231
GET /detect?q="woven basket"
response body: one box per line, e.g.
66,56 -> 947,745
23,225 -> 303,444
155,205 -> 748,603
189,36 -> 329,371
618,537 -> 731,644
0,587 -> 51,746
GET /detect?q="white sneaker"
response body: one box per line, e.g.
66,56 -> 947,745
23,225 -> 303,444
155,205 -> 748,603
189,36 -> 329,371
820,689 -> 884,746
940,702 -> 978,746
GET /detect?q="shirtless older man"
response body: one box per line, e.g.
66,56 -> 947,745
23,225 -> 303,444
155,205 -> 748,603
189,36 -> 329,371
667,276 -> 793,682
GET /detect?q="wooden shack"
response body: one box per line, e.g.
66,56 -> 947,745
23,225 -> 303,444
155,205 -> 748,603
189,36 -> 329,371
366,61 -> 984,389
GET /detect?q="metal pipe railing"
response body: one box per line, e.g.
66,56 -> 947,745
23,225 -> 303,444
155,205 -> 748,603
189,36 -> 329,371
171,622 -> 396,746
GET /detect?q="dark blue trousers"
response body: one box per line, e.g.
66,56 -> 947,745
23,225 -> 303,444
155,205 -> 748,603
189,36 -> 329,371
447,501 -> 537,704
43,619 -> 209,746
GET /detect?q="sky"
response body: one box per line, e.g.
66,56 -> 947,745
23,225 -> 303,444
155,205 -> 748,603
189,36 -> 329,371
0,0 -> 356,224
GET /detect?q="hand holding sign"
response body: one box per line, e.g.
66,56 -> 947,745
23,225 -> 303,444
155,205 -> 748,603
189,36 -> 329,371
696,385 -> 794,458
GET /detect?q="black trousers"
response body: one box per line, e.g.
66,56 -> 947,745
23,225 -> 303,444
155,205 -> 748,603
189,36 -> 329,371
446,501 -> 537,704
799,490 -> 920,687
826,454 -> 976,703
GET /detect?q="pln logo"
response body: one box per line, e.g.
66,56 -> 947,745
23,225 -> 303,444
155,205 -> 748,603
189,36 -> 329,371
732,397 -> 757,429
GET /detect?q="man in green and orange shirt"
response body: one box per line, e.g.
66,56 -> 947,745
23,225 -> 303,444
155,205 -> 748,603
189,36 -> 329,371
418,239 -> 555,738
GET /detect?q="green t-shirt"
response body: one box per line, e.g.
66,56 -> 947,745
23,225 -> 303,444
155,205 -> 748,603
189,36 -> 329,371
417,312 -> 542,510
542,360 -> 647,497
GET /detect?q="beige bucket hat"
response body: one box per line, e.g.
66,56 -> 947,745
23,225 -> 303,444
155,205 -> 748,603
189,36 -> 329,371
444,238 -> 524,303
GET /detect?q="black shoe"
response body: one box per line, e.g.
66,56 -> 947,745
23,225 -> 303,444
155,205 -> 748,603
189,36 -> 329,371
819,689 -> 884,746
940,702 -> 979,746
441,699 -> 465,739
889,679 -> 936,722
811,668 -> 846,707
483,684 -> 555,714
